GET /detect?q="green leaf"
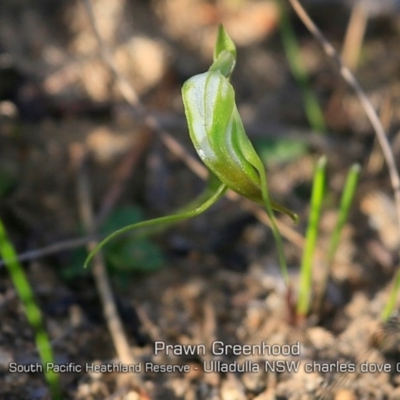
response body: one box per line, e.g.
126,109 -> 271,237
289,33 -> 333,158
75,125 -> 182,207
297,156 -> 327,317
61,248 -> 91,280
68,206 -> 165,276
382,270 -> 400,322
100,206 -> 144,236
106,238 -> 164,273
0,165 -> 17,197
313,162 -> 360,313
327,163 -> 360,264
255,138 -> 308,166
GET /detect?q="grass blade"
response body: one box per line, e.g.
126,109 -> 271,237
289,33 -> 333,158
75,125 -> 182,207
0,218 -> 60,399
327,163 -> 361,264
297,156 -> 326,317
314,163 -> 360,312
382,270 -> 400,322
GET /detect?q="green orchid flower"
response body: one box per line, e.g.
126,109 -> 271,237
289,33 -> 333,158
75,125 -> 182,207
183,25 -> 296,221
85,25 -> 297,283
182,68 -> 296,220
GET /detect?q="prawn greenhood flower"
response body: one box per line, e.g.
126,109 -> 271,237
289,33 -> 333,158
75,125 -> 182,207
84,25 -> 296,282
182,71 -> 262,200
182,63 -> 297,221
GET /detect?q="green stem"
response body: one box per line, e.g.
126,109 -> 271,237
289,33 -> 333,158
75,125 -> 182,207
254,158 -> 290,285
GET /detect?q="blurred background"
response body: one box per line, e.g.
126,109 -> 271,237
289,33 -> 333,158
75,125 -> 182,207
1,0 -> 400,398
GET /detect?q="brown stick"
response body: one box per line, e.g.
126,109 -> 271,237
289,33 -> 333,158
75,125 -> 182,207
72,145 -> 142,388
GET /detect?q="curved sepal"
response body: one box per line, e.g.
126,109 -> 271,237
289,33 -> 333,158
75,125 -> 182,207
84,177 -> 227,268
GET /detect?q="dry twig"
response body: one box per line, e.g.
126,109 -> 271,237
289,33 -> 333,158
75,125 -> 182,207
325,0 -> 368,128
287,0 -> 400,253
72,145 -> 142,389
0,235 -> 97,269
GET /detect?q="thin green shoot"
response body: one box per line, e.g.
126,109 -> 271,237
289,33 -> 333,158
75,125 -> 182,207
297,156 -> 326,317
327,163 -> 361,264
276,0 -> 326,133
382,270 -> 400,322
0,218 -> 60,399
314,163 -> 360,312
